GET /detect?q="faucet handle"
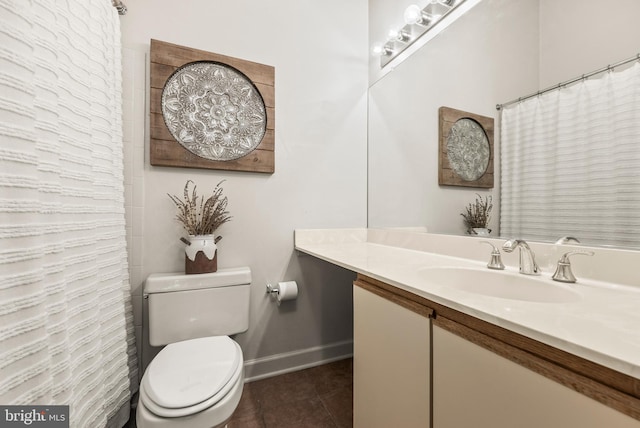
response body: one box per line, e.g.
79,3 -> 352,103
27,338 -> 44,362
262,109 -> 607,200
555,236 -> 580,245
480,241 -> 505,270
552,250 -> 595,283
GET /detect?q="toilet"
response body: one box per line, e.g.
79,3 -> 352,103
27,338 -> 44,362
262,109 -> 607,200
137,267 -> 251,428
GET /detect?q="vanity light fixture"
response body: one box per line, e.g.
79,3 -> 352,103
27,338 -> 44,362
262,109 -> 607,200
374,0 -> 466,68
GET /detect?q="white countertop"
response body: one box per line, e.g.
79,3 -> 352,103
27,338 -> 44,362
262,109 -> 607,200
294,228 -> 640,380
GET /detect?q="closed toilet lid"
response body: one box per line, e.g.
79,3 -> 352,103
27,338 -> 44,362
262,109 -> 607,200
142,336 -> 242,409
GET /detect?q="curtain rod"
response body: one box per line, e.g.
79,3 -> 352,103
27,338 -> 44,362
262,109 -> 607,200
112,0 -> 127,15
496,53 -> 640,110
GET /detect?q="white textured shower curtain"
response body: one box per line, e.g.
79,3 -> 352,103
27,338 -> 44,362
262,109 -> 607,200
0,1 -> 138,427
500,62 -> 640,247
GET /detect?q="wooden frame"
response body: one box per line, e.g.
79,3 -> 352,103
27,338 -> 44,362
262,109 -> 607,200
439,106 -> 494,188
150,39 -> 275,174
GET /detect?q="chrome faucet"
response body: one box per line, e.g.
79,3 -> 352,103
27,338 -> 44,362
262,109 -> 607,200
502,239 -> 541,275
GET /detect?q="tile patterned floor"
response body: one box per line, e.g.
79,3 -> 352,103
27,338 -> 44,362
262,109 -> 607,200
228,358 -> 353,428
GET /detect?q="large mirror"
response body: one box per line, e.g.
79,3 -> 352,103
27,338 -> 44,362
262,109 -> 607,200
368,0 -> 640,248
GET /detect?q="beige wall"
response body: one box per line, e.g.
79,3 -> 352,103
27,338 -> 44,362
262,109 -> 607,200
120,0 -> 368,378
539,0 -> 640,87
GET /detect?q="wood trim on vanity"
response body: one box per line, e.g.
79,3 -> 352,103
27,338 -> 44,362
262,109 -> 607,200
355,273 -> 640,421
354,276 -> 434,319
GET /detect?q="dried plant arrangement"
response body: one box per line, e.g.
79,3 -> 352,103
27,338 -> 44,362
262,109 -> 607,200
168,180 -> 231,237
461,193 -> 492,232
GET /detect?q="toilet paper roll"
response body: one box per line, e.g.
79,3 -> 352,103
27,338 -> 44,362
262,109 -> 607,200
277,281 -> 298,303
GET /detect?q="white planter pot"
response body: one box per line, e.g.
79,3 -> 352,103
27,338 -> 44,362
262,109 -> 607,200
471,228 -> 491,236
184,234 -> 218,274
185,234 -> 217,261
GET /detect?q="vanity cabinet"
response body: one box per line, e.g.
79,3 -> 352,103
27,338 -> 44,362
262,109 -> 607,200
432,321 -> 640,428
353,274 -> 640,428
353,278 -> 433,428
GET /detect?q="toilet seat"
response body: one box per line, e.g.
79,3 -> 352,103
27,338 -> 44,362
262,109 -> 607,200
140,336 -> 243,418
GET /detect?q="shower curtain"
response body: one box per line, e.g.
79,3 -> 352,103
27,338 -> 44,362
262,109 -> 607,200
0,1 -> 138,427
500,62 -> 640,247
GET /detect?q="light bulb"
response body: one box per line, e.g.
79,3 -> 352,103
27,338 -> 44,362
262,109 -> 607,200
403,4 -> 422,25
404,4 -> 438,26
372,45 -> 393,56
388,29 -> 399,39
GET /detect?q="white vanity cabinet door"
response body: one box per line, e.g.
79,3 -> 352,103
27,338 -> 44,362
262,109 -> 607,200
353,285 -> 431,428
432,325 -> 640,428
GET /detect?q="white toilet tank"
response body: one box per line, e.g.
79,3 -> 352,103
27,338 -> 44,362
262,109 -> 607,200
145,267 -> 251,346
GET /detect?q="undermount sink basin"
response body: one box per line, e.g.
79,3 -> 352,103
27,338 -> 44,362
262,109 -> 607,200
419,267 -> 581,303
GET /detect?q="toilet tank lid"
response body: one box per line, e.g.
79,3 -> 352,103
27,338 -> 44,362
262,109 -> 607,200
145,266 -> 251,294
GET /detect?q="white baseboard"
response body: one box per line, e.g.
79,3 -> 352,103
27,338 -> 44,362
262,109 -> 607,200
243,340 -> 353,382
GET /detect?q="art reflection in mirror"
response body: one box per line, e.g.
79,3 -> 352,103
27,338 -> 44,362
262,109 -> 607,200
438,107 -> 493,188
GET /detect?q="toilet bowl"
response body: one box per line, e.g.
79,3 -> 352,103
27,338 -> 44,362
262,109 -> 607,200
137,268 -> 252,428
137,336 -> 244,428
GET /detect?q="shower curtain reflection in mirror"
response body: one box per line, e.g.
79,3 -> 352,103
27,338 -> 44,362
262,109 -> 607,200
500,62 -> 640,248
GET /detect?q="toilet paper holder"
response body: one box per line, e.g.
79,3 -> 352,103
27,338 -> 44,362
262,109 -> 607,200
266,281 -> 299,304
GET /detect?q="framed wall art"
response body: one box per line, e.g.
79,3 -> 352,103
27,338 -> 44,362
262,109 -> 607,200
150,39 -> 275,174
438,106 -> 494,188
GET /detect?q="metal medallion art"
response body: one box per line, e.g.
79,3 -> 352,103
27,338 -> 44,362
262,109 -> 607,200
161,61 -> 267,161
446,118 -> 490,181
438,106 -> 494,188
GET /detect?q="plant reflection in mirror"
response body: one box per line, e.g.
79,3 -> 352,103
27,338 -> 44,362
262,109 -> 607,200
461,193 -> 492,234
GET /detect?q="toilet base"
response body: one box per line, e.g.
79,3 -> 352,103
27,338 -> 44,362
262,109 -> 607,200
136,369 -> 244,428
